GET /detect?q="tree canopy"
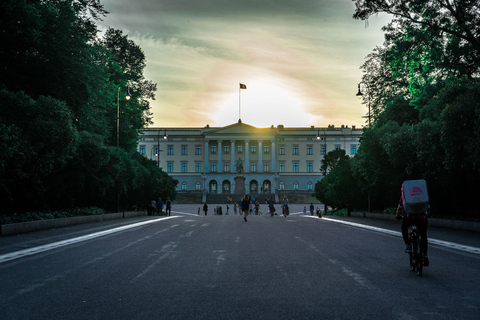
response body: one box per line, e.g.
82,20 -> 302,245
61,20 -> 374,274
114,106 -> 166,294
316,0 -> 480,219
0,0 -> 176,214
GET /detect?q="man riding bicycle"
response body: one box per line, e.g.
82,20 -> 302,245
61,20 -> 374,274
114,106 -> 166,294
396,194 -> 430,266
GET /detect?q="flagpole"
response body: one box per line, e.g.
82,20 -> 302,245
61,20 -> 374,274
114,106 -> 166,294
239,83 -> 241,122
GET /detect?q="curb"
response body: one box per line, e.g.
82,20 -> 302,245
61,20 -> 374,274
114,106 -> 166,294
0,211 -> 148,236
350,211 -> 480,233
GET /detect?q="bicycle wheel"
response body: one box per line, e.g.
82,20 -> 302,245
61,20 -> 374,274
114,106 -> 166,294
416,235 -> 423,276
410,236 -> 418,272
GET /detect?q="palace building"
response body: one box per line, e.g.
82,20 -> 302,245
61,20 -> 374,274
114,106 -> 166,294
138,121 -> 362,201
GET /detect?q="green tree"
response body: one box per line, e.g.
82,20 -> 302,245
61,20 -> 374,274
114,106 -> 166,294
0,90 -> 77,213
315,150 -> 361,210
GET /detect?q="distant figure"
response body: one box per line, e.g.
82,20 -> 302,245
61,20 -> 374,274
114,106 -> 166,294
198,207 -> 200,215
242,194 -> 250,222
309,203 -> 314,216
166,197 -> 172,216
203,203 -> 208,216
234,203 -> 238,215
157,198 -> 164,215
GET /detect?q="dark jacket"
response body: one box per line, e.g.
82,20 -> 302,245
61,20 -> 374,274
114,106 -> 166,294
241,198 -> 250,211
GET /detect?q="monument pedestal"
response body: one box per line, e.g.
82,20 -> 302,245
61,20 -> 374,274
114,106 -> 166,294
234,176 -> 246,196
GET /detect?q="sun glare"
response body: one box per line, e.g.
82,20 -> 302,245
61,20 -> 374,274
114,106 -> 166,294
213,80 -> 315,128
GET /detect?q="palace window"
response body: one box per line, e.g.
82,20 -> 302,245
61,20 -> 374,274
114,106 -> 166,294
195,162 -> 201,173
307,145 -> 313,155
293,162 -> 299,173
251,145 -> 256,154
195,145 -> 202,155
167,162 -> 173,173
264,145 -> 269,154
237,145 -> 243,154
211,145 -> 217,154
181,182 -> 187,190
279,145 -> 285,155
351,144 -> 358,155
181,162 -> 187,173
251,162 -> 257,173
293,182 -> 299,190
224,162 -> 230,172
181,145 -> 188,155
293,145 -> 299,155
307,181 -> 313,190
211,162 -> 217,173
167,145 -> 174,155
263,162 -> 269,172
195,182 -> 201,190
307,162 -> 313,173
139,145 -> 146,154
279,163 -> 285,173
224,145 -> 230,154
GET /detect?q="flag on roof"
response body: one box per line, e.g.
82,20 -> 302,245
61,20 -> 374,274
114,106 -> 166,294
239,83 -> 247,89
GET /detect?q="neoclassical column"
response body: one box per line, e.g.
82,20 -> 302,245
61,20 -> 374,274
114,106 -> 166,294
230,140 -> 235,173
217,140 -> 222,173
271,140 -> 276,172
245,140 -> 249,173
258,140 -> 263,172
204,140 -> 209,173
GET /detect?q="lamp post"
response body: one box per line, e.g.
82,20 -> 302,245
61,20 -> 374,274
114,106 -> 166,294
116,86 -> 131,214
356,83 -> 371,126
317,129 -> 327,175
117,86 -> 131,148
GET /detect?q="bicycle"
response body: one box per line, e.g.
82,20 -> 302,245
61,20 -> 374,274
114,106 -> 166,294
407,224 -> 424,276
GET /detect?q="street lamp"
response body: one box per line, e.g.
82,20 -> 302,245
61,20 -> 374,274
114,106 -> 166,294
117,86 -> 132,148
155,129 -> 164,168
356,83 -> 371,126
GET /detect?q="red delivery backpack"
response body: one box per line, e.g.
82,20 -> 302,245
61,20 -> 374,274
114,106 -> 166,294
402,179 -> 429,214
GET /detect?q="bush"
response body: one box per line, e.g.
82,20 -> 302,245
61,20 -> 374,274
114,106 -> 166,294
0,207 -> 106,224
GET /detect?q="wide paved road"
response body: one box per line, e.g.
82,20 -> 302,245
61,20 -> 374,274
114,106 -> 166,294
1,204 -> 479,319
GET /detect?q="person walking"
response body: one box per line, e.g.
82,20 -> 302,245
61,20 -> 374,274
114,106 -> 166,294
309,203 -> 314,216
150,200 -> 157,216
165,197 -> 172,216
157,198 -> 164,215
203,202 -> 208,216
234,203 -> 238,215
241,194 -> 250,222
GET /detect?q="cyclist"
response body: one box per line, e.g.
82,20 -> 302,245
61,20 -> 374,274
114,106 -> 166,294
396,194 -> 430,266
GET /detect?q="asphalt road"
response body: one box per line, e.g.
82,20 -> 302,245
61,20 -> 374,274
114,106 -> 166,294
1,204 -> 479,320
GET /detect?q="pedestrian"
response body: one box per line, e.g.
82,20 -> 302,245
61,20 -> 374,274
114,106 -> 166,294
242,194 -> 250,222
303,206 -> 307,215
267,196 -> 275,216
150,200 -> 157,216
166,197 -> 172,216
226,204 -> 229,215
203,203 -> 208,215
157,198 -> 164,215
309,203 -> 314,216
282,196 -> 289,217
198,207 -> 200,215
234,203 -> 238,215
317,207 -> 322,218
255,200 -> 259,215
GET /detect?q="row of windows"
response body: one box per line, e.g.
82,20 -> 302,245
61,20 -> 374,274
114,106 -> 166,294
140,144 -> 358,156
180,181 -> 315,191
166,161 -> 317,173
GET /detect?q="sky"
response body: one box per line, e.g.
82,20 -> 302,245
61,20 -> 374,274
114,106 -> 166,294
97,0 -> 391,128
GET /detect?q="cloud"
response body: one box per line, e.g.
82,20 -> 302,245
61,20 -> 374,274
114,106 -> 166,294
98,0 -> 391,128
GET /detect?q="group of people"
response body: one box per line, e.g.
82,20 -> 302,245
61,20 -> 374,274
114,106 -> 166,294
149,197 -> 172,216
